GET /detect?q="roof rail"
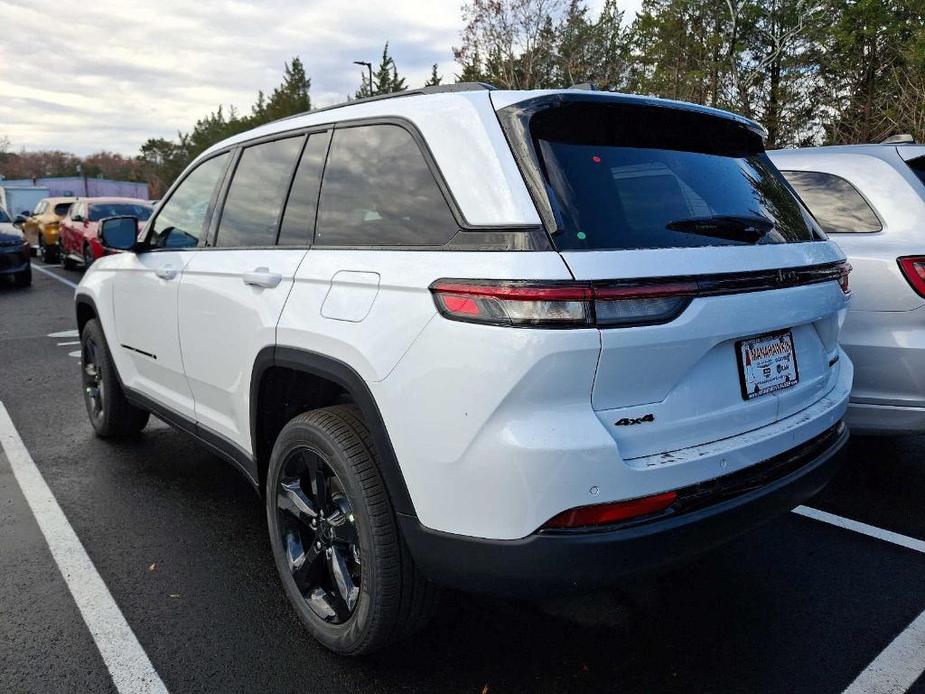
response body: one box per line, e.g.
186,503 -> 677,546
881,134 -> 916,144
269,82 -> 498,125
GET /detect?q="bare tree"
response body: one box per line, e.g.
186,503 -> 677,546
454,0 -> 565,89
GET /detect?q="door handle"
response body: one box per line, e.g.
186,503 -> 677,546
243,267 -> 282,289
155,266 -> 178,280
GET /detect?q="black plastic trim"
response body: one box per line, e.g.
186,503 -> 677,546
122,387 -> 260,490
250,346 -> 416,515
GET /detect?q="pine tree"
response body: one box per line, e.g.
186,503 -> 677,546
355,43 -> 408,97
425,63 -> 443,86
261,57 -> 312,122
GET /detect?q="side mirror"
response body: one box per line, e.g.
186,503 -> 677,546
99,216 -> 140,251
13,214 -> 27,227
71,214 -> 84,222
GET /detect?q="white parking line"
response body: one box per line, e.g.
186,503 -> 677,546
842,610 -> 925,694
0,402 -> 168,694
31,263 -> 78,289
793,506 -> 925,554
794,507 -> 925,693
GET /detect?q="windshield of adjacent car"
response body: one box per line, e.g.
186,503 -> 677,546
88,203 -> 153,222
529,101 -> 821,251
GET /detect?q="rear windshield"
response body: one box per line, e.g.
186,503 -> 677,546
54,203 -> 73,216
529,102 -> 820,251
89,203 -> 152,222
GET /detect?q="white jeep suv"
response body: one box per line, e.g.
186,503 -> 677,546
75,84 -> 853,655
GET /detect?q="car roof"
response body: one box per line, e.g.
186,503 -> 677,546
198,86 -> 762,228
42,197 -> 78,204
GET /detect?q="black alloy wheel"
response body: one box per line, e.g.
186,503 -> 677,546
82,334 -> 105,423
276,446 -> 361,624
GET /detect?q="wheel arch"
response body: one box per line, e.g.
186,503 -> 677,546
75,293 -> 98,335
250,346 -> 417,517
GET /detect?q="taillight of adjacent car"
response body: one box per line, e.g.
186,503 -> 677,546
898,256 -> 925,297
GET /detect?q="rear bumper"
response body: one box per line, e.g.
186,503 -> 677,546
400,421 -> 848,597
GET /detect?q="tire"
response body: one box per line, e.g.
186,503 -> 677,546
38,235 -> 57,264
12,264 -> 31,287
267,405 -> 437,655
83,243 -> 94,269
60,241 -> 75,269
80,318 -> 149,437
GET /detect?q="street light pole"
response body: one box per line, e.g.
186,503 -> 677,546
353,60 -> 373,97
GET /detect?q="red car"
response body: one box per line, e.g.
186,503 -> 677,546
58,197 -> 153,268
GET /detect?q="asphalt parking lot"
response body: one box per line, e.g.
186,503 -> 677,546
2,263 -> 924,694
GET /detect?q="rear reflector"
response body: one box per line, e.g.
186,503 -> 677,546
430,262 -> 849,329
899,257 -> 925,297
542,492 -> 678,529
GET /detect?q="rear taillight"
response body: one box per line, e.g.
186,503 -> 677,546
429,280 -> 695,328
898,257 -> 925,297
542,492 -> 678,529
838,263 -> 852,295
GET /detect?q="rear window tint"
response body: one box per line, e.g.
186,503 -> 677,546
527,102 -> 818,251
216,136 -> 304,247
278,132 -> 329,246
315,124 -> 456,247
781,170 -> 882,233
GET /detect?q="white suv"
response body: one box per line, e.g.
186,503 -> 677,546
75,85 -> 853,655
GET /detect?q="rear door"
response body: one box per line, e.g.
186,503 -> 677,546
508,98 -> 849,459
178,132 -> 327,454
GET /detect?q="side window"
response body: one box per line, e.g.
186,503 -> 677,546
278,132 -> 330,246
315,124 -> 457,246
906,156 -> 925,187
781,170 -> 882,233
214,136 -> 304,248
54,202 -> 73,216
149,152 -> 230,249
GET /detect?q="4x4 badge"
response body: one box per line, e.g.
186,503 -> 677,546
614,413 -> 655,426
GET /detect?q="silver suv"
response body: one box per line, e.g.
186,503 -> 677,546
770,141 -> 925,435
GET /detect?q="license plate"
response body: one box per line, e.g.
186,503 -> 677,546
736,330 -> 799,400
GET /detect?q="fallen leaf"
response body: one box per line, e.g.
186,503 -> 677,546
148,563 -> 156,572
169,594 -> 180,599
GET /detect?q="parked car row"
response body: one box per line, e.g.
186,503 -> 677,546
9,196 -> 152,267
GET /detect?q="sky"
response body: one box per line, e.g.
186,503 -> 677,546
0,0 -> 642,156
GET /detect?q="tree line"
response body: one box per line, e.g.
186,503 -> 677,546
1,0 -> 923,197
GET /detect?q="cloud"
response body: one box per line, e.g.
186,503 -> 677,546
0,0 -> 643,156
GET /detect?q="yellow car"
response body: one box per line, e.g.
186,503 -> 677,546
20,197 -> 76,263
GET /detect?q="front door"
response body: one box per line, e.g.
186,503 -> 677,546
114,151 -> 231,419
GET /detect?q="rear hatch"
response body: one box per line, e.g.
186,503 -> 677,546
498,95 -> 850,460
